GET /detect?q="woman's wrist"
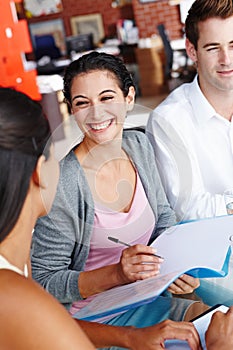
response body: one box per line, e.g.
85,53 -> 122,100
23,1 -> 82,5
114,262 -> 129,285
78,320 -> 137,348
78,264 -> 126,299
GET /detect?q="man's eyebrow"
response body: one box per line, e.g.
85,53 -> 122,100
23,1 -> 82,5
99,89 -> 116,95
202,42 -> 220,49
203,40 -> 233,49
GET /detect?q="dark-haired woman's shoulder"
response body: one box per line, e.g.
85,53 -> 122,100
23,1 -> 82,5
0,270 -> 94,350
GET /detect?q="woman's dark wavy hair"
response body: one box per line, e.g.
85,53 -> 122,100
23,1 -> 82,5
0,88 -> 51,243
185,0 -> 233,50
63,51 -> 135,106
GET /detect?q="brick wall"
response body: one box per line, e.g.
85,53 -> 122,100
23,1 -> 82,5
27,0 -> 183,41
28,0 -> 134,39
132,0 -> 183,40
62,0 -> 134,37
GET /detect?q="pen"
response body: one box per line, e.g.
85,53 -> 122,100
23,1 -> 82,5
108,236 -> 164,259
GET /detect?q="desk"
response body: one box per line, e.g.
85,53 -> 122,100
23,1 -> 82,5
118,43 -> 137,64
170,38 -> 186,51
197,260 -> 233,308
135,47 -> 167,96
36,58 -> 71,76
170,38 -> 191,71
125,104 -> 150,129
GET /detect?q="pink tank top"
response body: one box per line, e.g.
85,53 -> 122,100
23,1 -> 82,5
70,172 -> 155,317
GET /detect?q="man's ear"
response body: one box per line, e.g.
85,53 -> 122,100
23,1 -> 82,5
185,38 -> 198,63
126,86 -> 135,112
32,155 -> 47,189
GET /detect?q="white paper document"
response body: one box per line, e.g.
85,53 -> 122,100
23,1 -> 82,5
74,270 -> 183,321
151,215 -> 233,278
73,215 -> 233,321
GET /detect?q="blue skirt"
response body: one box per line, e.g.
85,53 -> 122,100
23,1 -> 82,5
99,293 -> 194,350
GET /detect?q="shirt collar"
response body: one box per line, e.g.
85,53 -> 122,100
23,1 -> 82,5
189,75 -> 217,126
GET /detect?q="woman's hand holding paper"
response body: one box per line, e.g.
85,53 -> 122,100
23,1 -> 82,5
167,274 -> 200,294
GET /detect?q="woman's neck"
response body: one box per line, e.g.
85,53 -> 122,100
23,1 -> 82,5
76,137 -> 126,171
0,194 -> 37,274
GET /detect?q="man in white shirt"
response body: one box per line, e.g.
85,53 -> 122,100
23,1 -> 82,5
146,0 -> 233,222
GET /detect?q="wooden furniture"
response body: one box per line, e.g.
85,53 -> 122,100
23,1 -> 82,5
135,46 -> 167,96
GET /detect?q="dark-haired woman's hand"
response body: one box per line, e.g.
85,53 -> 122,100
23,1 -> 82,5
205,307 -> 233,350
127,320 -> 201,350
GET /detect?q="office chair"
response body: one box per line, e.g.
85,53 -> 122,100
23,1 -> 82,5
157,24 -> 174,79
34,34 -> 62,61
157,24 -> 196,90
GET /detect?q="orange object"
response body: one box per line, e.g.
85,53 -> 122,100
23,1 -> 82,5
0,0 -> 40,100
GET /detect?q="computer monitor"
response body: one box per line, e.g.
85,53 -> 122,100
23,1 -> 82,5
65,33 -> 94,56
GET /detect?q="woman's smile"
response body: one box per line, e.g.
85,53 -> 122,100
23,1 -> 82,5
87,118 -> 114,132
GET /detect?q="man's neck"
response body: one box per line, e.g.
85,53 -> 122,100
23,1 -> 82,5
198,78 -> 233,121
207,94 -> 233,121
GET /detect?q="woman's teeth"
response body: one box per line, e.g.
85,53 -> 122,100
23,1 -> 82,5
90,120 -> 112,130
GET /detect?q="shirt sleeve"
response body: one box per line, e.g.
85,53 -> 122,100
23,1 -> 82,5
31,213 -> 82,306
31,155 -> 93,307
145,134 -> 177,241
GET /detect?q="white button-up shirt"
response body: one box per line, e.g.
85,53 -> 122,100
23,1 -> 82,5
146,76 -> 233,221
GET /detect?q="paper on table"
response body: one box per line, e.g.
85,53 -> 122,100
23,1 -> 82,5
73,270 -> 184,321
73,215 -> 232,321
151,215 -> 233,278
165,305 -> 229,349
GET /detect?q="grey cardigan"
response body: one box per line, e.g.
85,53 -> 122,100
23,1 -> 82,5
31,130 -> 176,309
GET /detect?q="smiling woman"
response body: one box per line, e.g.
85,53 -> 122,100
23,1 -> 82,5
70,70 -> 134,150
31,51 -> 208,350
63,53 -> 138,212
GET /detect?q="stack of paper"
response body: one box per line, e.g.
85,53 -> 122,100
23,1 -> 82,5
73,215 -> 233,321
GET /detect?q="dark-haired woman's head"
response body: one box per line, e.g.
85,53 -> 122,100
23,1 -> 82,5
63,52 -> 136,143
0,88 -> 54,243
63,51 -> 135,107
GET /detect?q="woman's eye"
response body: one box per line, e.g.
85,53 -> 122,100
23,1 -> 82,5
75,101 -> 89,108
101,96 -> 114,102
